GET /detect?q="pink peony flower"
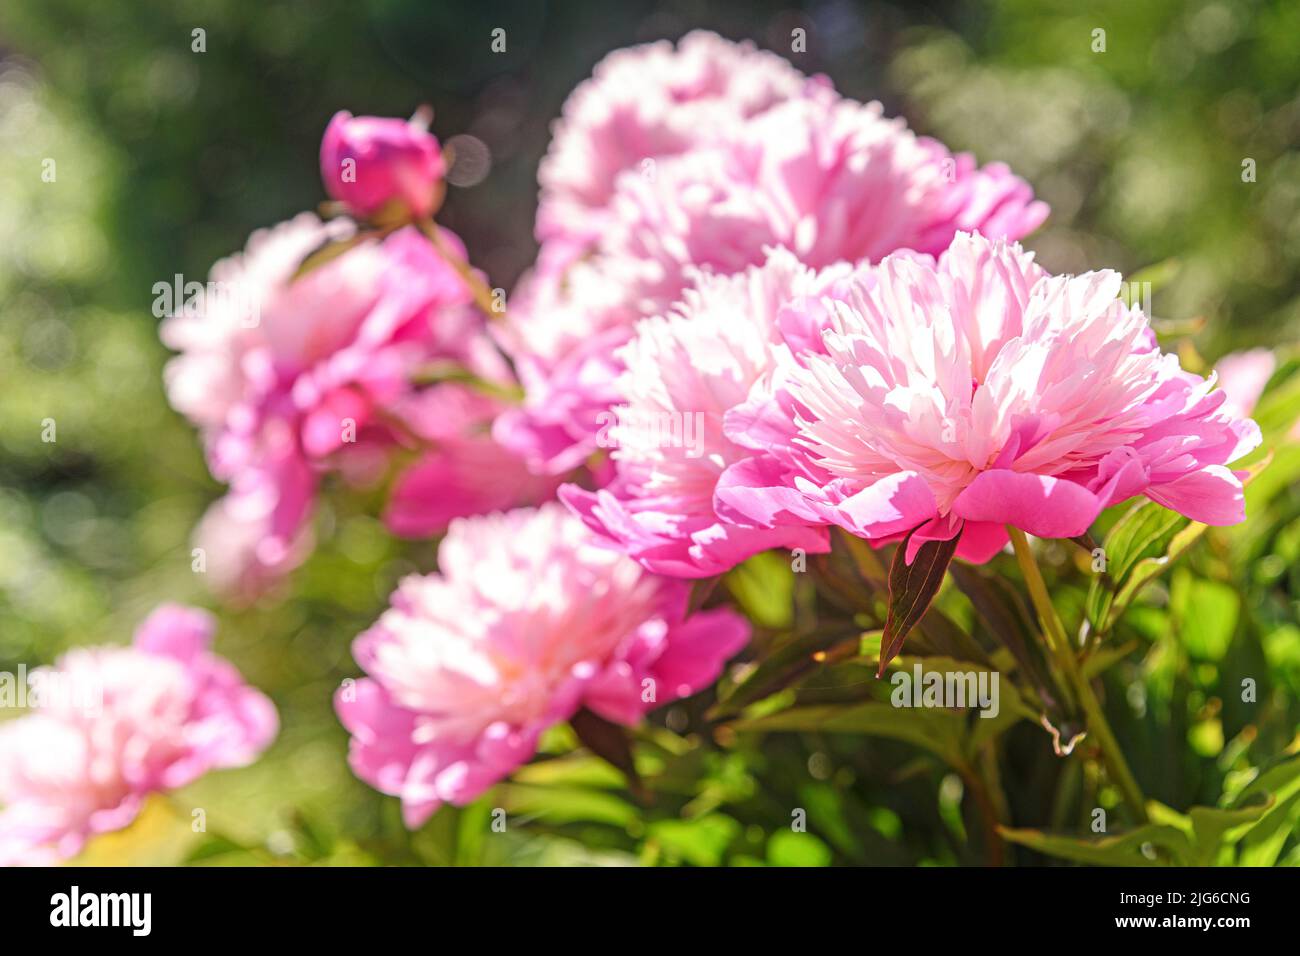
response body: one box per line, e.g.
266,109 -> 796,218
717,232 -> 1262,562
334,504 -> 749,827
320,110 -> 446,220
162,214 -> 533,597
560,250 -> 838,577
503,67 -> 1047,476
536,30 -> 816,244
0,605 -> 277,866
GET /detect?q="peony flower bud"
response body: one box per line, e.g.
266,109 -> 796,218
319,110 -> 446,220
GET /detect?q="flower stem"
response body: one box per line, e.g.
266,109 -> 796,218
417,218 -> 506,321
1007,527 -> 1148,823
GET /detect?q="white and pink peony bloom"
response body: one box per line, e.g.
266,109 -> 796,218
334,503 -> 749,827
536,30 -> 816,245
717,232 -> 1262,562
162,213 -> 538,597
501,39 -> 1047,476
560,250 -> 841,577
0,605 -> 277,866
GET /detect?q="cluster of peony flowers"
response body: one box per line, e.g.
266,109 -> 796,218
163,114 -> 553,600
4,33 -> 1263,859
564,234 -> 1262,575
494,30 -> 1048,476
0,606 -> 277,866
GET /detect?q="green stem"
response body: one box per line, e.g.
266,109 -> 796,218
417,218 -> 506,321
1008,527 -> 1149,823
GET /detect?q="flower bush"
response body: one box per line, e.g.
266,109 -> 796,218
4,19 -> 1299,869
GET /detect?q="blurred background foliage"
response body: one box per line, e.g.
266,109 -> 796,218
0,0 -> 1297,865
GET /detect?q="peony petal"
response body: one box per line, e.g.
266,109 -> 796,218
1144,465 -> 1246,526
952,469 -> 1103,539
832,472 -> 938,540
954,520 -> 1010,563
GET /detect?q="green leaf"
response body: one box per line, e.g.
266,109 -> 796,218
1171,574 -> 1239,662
1086,499 -> 1187,632
1000,823 -> 1191,866
1081,640 -> 1138,679
1110,520 -> 1209,622
289,808 -> 335,860
709,628 -> 862,719
1124,257 -> 1182,297
1006,758 -> 1300,867
1231,754 -> 1300,866
291,231 -> 368,280
512,753 -> 627,789
949,561 -> 1058,710
897,655 -> 1035,753
497,783 -> 640,828
835,528 -> 888,586
1237,797 -> 1300,867
796,782 -> 871,863
570,707 -> 643,798
1082,460 -> 1270,634
646,815 -> 741,867
1186,802 -> 1272,865
880,527 -> 962,674
455,800 -> 493,867
729,702 -> 967,767
183,834 -> 250,865
766,830 -> 833,867
725,551 -> 796,629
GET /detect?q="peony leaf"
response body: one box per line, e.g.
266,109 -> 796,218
1171,575 -> 1239,662
766,830 -> 833,866
1000,822 -> 1192,866
1185,801 -> 1273,866
1085,499 -> 1187,633
291,231 -> 368,280
725,551 -> 796,629
646,815 -> 741,867
687,574 -> 722,615
709,628 -> 863,720
1090,459 -> 1271,633
728,702 -> 967,767
1005,757 -> 1300,867
1229,754 -> 1300,866
879,528 -> 962,675
570,708 -> 644,800
497,783 -> 640,828
949,562 -> 1057,707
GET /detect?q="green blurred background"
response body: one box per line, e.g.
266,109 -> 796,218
1,0 -> 1297,865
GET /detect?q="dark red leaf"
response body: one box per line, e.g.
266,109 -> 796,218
570,707 -> 646,800
878,527 -> 963,676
